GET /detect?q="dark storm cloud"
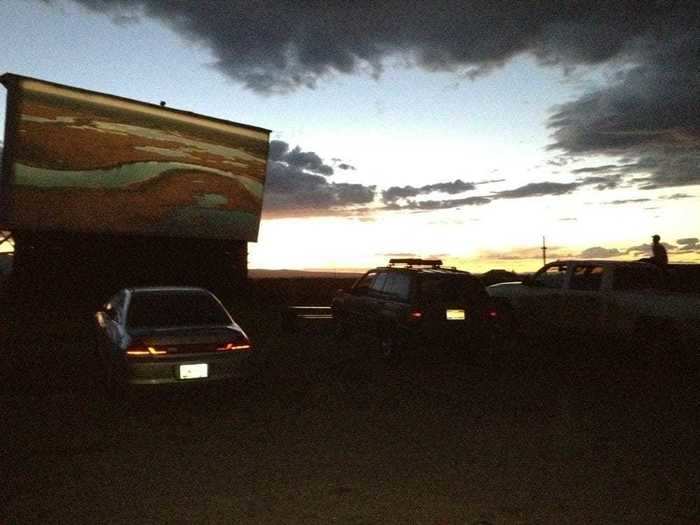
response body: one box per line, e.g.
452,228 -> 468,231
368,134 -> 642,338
264,161 -> 375,216
578,247 -> 622,259
571,165 -> 621,175
267,140 -> 289,162
337,163 -> 356,171
661,193 -> 694,200
604,198 -> 652,205
475,178 -> 505,185
384,196 -> 490,211
382,179 -> 476,203
493,181 -> 579,199
575,174 -> 624,190
676,238 -> 700,252
62,1 -> 699,191
626,241 -> 677,256
384,174 -> 625,208
547,27 -> 700,189
65,2 -> 698,93
547,157 -> 570,167
263,144 -> 375,217
268,140 -> 334,176
492,174 -> 633,198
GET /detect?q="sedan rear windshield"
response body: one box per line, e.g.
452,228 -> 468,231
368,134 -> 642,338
419,275 -> 487,303
127,292 -> 230,328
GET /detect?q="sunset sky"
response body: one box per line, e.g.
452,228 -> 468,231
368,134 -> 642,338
1,1 -> 698,272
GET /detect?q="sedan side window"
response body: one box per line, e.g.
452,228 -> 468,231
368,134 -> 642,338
532,264 -> 568,289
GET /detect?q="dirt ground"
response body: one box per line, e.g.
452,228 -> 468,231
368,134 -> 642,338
1,304 -> 698,524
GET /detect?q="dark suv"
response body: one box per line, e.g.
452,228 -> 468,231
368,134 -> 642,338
331,259 -> 497,360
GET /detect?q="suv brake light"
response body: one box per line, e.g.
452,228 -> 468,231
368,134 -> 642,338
408,308 -> 423,321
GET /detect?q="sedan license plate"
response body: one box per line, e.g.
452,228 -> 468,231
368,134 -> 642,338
179,363 -> 208,380
446,309 -> 465,321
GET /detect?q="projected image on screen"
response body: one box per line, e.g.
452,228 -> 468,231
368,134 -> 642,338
1,76 -> 269,241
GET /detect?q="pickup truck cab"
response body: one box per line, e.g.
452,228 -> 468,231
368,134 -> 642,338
488,260 -> 700,352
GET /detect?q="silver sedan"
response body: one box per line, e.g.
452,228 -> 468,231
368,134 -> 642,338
95,286 -> 254,388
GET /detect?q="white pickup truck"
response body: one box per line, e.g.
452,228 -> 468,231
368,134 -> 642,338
487,260 -> 700,352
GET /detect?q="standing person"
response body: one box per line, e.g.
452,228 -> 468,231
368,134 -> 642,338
651,234 -> 668,267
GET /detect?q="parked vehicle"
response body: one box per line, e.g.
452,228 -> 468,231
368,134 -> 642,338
95,286 -> 254,389
666,263 -> 700,294
487,260 -> 700,358
331,259 -> 499,361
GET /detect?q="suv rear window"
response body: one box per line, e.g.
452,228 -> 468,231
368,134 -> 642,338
418,274 -> 486,303
382,272 -> 412,302
127,292 -> 230,328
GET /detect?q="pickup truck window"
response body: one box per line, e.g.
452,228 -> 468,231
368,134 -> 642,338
570,265 -> 604,291
613,266 -> 662,291
383,272 -> 412,302
532,263 -> 568,289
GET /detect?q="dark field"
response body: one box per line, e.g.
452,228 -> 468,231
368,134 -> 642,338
1,278 -> 698,524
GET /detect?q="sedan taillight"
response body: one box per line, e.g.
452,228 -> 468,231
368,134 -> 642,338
126,345 -> 168,357
217,334 -> 252,352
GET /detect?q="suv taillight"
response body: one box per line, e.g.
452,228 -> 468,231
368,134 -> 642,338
408,308 -> 423,321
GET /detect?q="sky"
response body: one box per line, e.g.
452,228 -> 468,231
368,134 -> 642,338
1,0 -> 698,272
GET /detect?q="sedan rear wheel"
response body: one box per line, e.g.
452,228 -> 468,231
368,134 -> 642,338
332,315 -> 349,341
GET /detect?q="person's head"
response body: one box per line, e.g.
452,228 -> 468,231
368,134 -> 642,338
652,234 -> 660,243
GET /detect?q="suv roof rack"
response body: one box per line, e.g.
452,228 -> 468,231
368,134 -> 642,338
388,258 -> 443,268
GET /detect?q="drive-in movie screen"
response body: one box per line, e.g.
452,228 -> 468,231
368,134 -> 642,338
0,75 -> 269,241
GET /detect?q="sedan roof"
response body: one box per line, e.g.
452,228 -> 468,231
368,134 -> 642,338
126,286 -> 211,294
